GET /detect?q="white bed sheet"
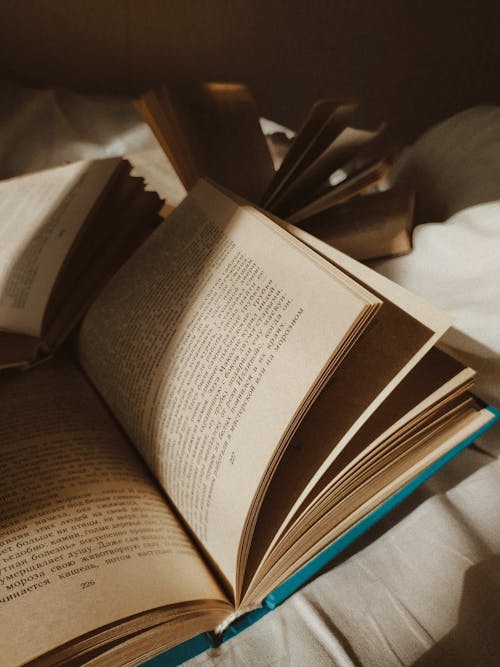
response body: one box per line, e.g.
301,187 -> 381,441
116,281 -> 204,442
1,83 -> 499,666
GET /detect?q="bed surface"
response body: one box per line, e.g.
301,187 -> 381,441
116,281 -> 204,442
2,82 -> 499,666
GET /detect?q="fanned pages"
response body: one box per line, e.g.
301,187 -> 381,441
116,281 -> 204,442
296,187 -> 415,260
137,84 -> 404,262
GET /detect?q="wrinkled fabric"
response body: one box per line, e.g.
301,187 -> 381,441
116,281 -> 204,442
0,81 -> 156,179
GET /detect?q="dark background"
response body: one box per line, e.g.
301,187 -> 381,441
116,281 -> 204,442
1,1 -> 499,141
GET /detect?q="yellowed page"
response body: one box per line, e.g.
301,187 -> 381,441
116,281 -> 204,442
284,220 -> 452,442
238,222 -> 452,553
241,351 -> 475,593
127,146 -> 187,205
283,220 -> 451,332
270,126 -> 378,213
0,358 -> 229,667
0,159 -> 119,338
78,179 -> 374,591
298,188 -> 415,261
245,405 -> 493,605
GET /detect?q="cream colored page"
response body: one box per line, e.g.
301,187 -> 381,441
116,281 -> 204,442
245,406 -> 493,605
0,358 -> 228,667
284,221 -> 452,334
0,159 -> 118,337
78,180 -> 370,590
127,146 -> 186,205
239,222 -> 453,566
272,127 -> 377,209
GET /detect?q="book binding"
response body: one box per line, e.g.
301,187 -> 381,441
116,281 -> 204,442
143,405 -> 499,666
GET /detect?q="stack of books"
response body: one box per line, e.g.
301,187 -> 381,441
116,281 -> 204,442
0,115 -> 497,667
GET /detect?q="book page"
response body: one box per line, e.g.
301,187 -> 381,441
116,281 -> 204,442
137,83 -> 275,203
262,101 -> 354,208
240,348 -> 474,594
78,180 -> 374,591
127,146 -> 187,205
245,404 -> 493,606
299,188 -> 415,261
270,126 -> 378,216
0,358 -> 229,667
284,220 -> 451,332
0,159 -> 119,338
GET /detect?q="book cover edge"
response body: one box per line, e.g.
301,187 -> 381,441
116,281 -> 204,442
142,405 -> 499,665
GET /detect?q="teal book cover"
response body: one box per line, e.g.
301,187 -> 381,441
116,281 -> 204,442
143,406 -> 499,667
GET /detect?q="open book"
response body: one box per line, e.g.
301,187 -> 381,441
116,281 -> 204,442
137,85 -> 413,261
0,158 -> 162,369
1,180 -> 496,667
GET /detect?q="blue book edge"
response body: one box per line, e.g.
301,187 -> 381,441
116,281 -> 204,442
143,405 -> 499,666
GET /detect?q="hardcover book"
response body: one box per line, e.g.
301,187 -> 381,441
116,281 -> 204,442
1,178 -> 496,666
